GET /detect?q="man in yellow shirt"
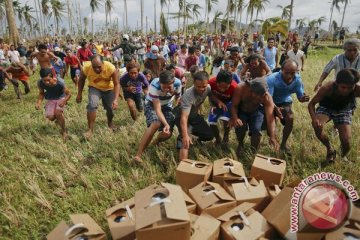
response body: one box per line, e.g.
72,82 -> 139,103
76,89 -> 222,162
76,55 -> 120,138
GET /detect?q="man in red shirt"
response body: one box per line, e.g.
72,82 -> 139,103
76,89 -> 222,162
64,48 -> 82,86
77,41 -> 93,64
208,70 -> 238,145
185,46 -> 198,71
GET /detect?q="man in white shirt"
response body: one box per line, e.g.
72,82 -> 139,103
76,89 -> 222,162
286,42 -> 305,72
8,44 -> 20,63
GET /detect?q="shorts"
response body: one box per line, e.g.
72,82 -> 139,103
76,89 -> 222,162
144,102 -> 175,131
276,102 -> 293,126
316,106 -> 352,125
70,67 -> 80,79
87,86 -> 115,113
208,102 -> 232,125
236,106 -> 264,136
123,91 -> 144,111
45,98 -> 64,118
339,36 -> 345,40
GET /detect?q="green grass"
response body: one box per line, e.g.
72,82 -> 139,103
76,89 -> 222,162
0,47 -> 359,239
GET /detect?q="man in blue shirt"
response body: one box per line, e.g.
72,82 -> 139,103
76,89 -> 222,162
267,60 -> 309,155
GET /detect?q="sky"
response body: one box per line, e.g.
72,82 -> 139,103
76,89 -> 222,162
21,0 -> 360,33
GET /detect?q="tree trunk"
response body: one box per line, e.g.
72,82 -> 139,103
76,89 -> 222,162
33,0 -> 42,37
92,11 -> 94,37
340,1 -> 347,28
183,1 -> 186,35
328,3 -> 334,32
140,0 -> 144,33
154,0 -> 157,33
239,7 -> 243,32
125,0 -> 128,31
67,0 -> 71,34
5,0 -> 20,45
288,0 -> 294,30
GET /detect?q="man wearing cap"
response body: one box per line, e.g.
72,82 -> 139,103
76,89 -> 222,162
230,77 -> 279,156
267,60 -> 309,155
76,55 -> 120,138
144,45 -> 166,78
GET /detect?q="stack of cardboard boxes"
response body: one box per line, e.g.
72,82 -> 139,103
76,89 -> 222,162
47,154 -> 358,240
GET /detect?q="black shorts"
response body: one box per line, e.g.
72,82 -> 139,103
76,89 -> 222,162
123,91 -> 144,112
276,102 -> 293,126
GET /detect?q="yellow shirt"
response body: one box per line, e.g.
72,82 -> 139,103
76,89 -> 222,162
95,44 -> 104,56
83,61 -> 116,91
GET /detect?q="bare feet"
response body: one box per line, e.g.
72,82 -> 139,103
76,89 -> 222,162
319,149 -> 336,168
108,124 -> 117,132
280,144 -> 292,157
83,130 -> 92,139
61,131 -> 68,141
133,156 -> 144,166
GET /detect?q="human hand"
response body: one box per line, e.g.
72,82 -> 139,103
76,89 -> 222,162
76,94 -> 82,103
218,101 -> 227,111
269,137 -> 279,151
299,94 -> 310,102
182,134 -> 193,149
112,100 -> 118,110
35,102 -> 41,110
229,118 -> 243,128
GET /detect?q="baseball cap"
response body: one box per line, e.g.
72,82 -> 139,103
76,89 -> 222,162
123,34 -> 129,40
54,47 -> 60,51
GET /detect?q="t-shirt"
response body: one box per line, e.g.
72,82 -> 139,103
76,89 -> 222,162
264,47 -> 277,70
7,66 -> 28,81
77,48 -> 93,63
287,50 -> 304,71
209,77 -> 237,104
145,77 -> 182,107
181,85 -> 212,118
266,71 -> 304,104
64,55 -> 79,68
37,77 -> 66,100
323,53 -> 360,78
8,50 -> 20,63
83,61 -> 116,91
185,55 -> 198,71
177,50 -> 188,68
120,72 -> 149,94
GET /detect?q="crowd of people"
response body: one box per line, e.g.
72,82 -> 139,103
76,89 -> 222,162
0,32 -> 359,167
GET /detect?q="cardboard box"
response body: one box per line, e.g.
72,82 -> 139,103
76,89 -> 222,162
105,198 -> 135,240
183,190 -> 197,214
189,213 -> 221,240
189,181 -> 236,218
219,204 -> 272,240
262,187 -> 325,240
212,158 -> 245,186
223,178 -> 270,212
135,183 -> 191,240
325,200 -> 360,240
46,214 -> 106,240
267,184 -> 282,200
176,159 -> 213,193
250,154 -> 287,186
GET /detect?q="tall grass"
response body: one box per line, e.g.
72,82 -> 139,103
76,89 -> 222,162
0,47 -> 359,239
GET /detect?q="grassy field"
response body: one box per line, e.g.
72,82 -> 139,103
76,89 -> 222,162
0,47 -> 359,239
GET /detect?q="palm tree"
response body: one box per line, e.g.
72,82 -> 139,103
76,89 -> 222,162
317,16 -> 326,28
212,10 -> 222,33
308,19 -> 318,34
205,0 -> 218,32
328,0 -> 342,32
140,0 -> 144,33
41,0 -> 50,34
160,12 -> 169,36
90,0 -> 102,36
83,17 -> 88,35
235,0 -> 245,32
277,4 -> 291,20
4,0 -> 20,45
22,4 -> 36,37
191,3 -> 202,24
49,0 -> 66,34
33,0 -> 43,36
225,0 -> 236,34
261,17 -> 288,38
104,0 -> 114,36
254,0 -> 269,21
288,0 -> 294,30
331,20 -> 338,32
340,0 -> 349,28
295,17 -> 306,31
